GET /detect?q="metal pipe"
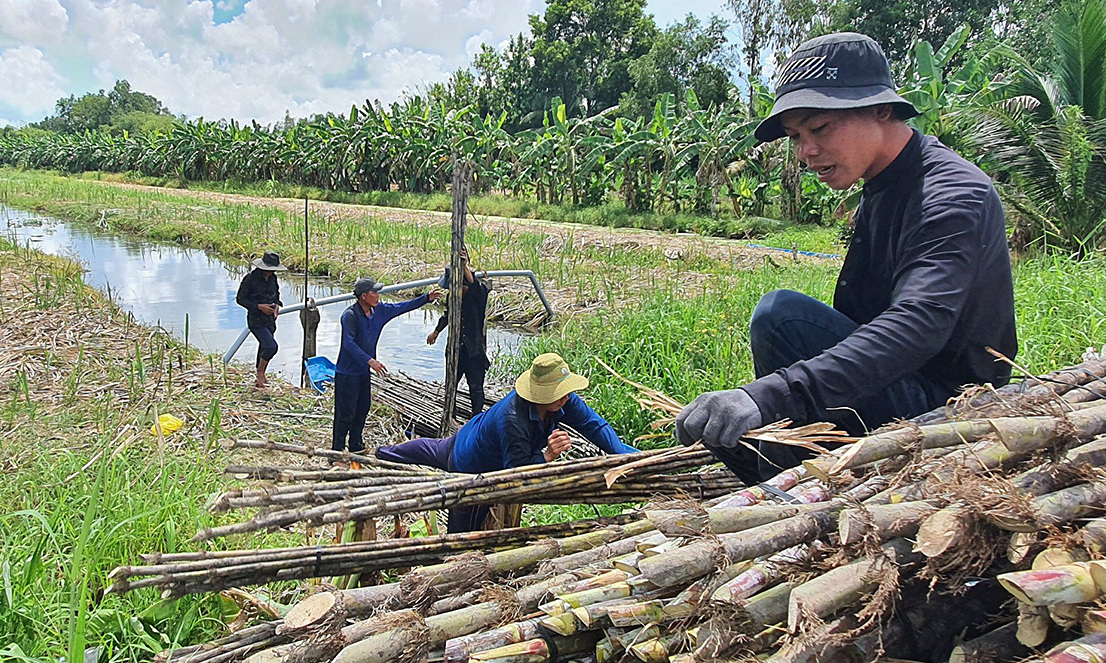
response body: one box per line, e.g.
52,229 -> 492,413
223,270 -> 554,364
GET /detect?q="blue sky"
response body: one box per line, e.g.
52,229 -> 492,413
0,0 -> 732,127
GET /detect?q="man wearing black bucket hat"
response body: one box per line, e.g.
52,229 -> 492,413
676,33 -> 1017,485
236,251 -> 287,388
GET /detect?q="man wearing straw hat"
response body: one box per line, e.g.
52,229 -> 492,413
236,251 -> 287,388
377,352 -> 638,532
676,32 -> 1016,485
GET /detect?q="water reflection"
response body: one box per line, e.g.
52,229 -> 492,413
1,205 -> 524,384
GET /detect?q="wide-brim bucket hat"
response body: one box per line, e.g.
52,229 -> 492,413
515,353 -> 589,404
755,32 -> 919,143
252,251 -> 288,271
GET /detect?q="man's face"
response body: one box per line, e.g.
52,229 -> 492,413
779,107 -> 890,190
360,290 -> 380,308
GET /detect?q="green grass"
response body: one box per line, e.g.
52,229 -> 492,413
0,242 -> 313,661
502,254 -> 1106,445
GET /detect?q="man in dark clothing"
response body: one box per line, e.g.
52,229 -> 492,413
376,353 -> 638,532
235,251 -> 287,388
675,32 -> 1017,486
333,277 -> 443,455
427,248 -> 491,415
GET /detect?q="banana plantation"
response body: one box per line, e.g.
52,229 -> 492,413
2,1 -> 1105,255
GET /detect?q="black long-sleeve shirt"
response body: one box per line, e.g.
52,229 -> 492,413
743,129 -> 1017,428
434,276 -> 490,359
236,269 -> 282,331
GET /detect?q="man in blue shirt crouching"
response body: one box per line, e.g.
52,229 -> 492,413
376,352 -> 638,532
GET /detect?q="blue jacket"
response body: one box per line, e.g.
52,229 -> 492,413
450,390 -> 637,473
336,295 -> 430,376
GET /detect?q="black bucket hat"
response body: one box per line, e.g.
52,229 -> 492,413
755,32 -> 919,143
251,251 -> 288,271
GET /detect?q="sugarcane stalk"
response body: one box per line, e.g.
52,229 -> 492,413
1018,603 -> 1052,647
638,504 -> 838,588
628,633 -> 683,663
804,419 -> 997,480
330,602 -> 507,663
646,503 -> 823,538
468,633 -> 600,663
1081,517 -> 1106,554
610,625 -> 661,652
999,563 -> 1105,605
837,500 -> 939,546
538,612 -> 577,636
1038,633 -> 1106,663
808,402 -> 1106,480
949,622 -> 1028,663
444,619 -> 542,663
711,467 -> 807,508
710,545 -> 808,605
540,581 -> 632,616
606,600 -> 667,627
786,537 -> 920,633
991,482 -> 1106,532
195,451 -> 699,542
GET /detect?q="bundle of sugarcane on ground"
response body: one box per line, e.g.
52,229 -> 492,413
145,350 -> 1106,663
190,445 -> 744,543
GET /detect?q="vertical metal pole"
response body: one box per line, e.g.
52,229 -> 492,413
301,198 -> 310,389
440,156 -> 471,436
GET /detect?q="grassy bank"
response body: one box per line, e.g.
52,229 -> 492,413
66,169 -> 842,250
0,241 -> 339,660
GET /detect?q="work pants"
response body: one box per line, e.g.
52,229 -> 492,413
332,372 -> 371,453
456,353 -> 489,415
249,325 -> 278,366
375,434 -> 487,533
710,289 -> 942,485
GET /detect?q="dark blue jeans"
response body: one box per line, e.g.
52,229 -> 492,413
332,372 -> 372,453
249,325 -> 278,366
375,434 -> 488,533
713,289 -> 941,484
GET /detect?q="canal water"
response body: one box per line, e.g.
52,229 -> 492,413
0,205 -> 524,384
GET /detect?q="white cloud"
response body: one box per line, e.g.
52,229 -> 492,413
0,0 -> 716,126
0,45 -> 67,116
0,0 -> 68,42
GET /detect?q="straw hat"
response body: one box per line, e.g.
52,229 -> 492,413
515,353 -> 589,404
251,251 -> 288,271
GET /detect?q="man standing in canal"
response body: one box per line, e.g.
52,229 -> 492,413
332,277 -> 443,458
427,246 -> 491,416
675,32 -> 1016,485
236,251 -> 287,388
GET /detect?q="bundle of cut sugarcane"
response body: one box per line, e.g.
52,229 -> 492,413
107,514 -> 640,598
194,446 -> 735,542
209,469 -> 743,513
155,352 -> 1106,663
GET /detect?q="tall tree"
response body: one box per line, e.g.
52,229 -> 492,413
527,0 -> 658,117
621,15 -> 736,118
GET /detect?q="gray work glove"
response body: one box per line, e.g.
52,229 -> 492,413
675,388 -> 762,448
